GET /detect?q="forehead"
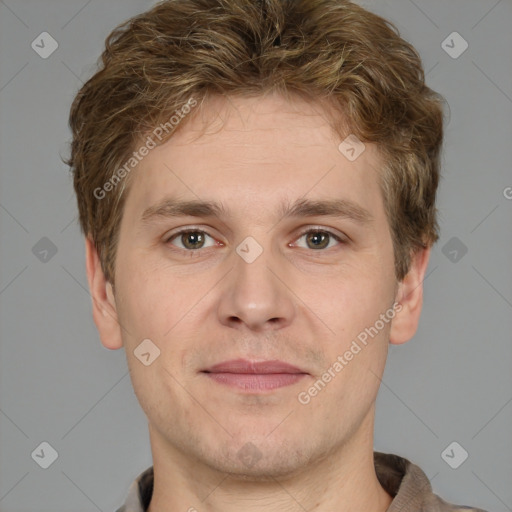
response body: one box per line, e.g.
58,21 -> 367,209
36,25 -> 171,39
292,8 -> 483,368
121,93 -> 385,225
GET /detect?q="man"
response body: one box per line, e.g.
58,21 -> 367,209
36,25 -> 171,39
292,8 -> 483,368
67,0 -> 488,510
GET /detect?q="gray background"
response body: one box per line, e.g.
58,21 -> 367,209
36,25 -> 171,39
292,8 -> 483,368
0,0 -> 511,510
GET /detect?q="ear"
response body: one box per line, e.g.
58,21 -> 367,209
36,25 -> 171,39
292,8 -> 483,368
389,246 -> 431,345
85,236 -> 123,350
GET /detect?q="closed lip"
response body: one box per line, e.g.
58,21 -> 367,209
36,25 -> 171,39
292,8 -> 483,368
202,359 -> 307,374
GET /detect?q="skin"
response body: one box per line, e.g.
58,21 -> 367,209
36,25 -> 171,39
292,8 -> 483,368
85,92 -> 430,512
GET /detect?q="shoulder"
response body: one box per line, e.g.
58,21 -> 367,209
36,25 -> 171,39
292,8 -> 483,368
374,452 -> 489,512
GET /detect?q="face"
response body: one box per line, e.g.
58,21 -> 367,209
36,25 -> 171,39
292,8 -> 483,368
87,93 -> 428,480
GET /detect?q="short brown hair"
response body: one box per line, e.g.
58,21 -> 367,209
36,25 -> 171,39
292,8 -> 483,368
67,0 -> 444,284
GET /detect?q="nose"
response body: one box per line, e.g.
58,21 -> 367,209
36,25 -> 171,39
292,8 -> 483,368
216,242 -> 296,332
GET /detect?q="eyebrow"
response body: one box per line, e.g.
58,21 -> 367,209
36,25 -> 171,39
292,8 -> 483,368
140,197 -> 373,226
140,198 -> 373,225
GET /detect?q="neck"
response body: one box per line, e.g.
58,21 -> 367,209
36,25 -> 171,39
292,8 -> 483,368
146,409 -> 393,512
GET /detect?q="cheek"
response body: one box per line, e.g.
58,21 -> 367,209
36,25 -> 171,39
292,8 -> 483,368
305,263 -> 394,335
114,262 -> 173,342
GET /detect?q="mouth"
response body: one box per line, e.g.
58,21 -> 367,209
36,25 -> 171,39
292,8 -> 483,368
201,359 -> 309,391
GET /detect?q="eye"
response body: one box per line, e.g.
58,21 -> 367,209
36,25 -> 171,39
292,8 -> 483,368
292,229 -> 346,250
166,229 -> 217,251
164,227 -> 346,253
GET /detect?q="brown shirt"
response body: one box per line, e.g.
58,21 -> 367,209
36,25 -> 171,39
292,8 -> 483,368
115,452 -> 488,512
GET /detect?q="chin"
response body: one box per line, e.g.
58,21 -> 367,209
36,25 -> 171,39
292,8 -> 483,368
199,435 -> 313,481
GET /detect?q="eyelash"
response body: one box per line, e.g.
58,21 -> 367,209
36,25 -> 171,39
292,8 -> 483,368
165,227 -> 347,253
